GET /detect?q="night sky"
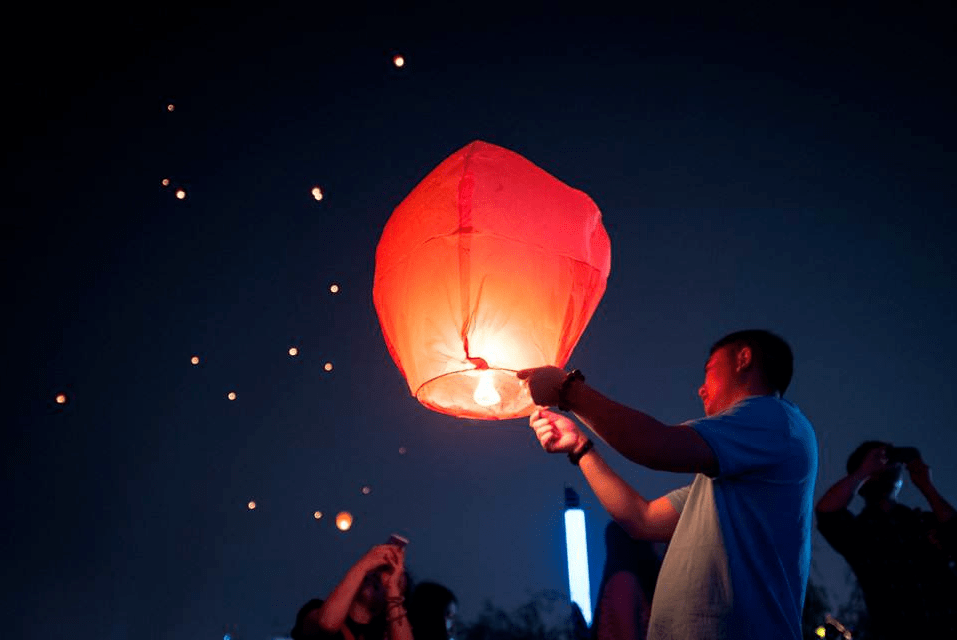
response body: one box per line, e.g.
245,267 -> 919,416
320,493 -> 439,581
4,5 -> 956,640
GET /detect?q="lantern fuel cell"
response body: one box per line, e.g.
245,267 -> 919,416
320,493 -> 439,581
373,140 -> 611,419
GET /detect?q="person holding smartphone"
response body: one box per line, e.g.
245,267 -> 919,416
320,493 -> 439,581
291,538 -> 413,640
815,441 -> 957,639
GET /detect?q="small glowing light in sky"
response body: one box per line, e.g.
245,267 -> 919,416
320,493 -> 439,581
55,393 -> 68,405
167,103 -> 175,112
161,178 -> 170,187
288,347 -> 299,356
311,186 -> 323,201
361,486 -> 371,495
247,500 -> 256,510
314,511 -> 323,520
175,188 -> 187,200
190,355 -> 200,365
393,54 -> 405,68
336,511 -> 353,531
330,283 -> 340,293
324,362 -> 333,372
227,391 -> 237,401
398,446 -> 407,455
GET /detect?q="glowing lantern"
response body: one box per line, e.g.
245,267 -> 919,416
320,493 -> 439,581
311,186 -> 324,201
330,283 -> 340,293
314,511 -> 323,520
227,391 -> 237,401
373,140 -> 611,419
175,188 -> 187,200
324,362 -> 333,372
190,355 -> 200,365
336,511 -> 353,531
167,103 -> 175,112
161,178 -> 170,187
393,54 -> 405,68
247,500 -> 256,510
55,393 -> 68,405
288,347 -> 299,356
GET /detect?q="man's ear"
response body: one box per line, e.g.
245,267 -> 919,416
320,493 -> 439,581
735,346 -> 752,372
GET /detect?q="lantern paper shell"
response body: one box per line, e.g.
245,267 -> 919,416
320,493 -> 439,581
373,140 -> 611,419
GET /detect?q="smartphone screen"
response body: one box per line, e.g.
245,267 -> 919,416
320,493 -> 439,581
387,533 -> 409,548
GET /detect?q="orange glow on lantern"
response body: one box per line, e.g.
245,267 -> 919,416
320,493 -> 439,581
336,511 -> 353,531
373,140 -> 611,419
324,362 -> 333,372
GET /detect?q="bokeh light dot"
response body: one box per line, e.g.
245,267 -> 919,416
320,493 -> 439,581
361,485 -> 371,495
324,362 -> 333,372
311,186 -> 323,201
313,511 -> 323,520
161,178 -> 170,187
335,511 -> 353,531
227,391 -> 237,401
55,393 -> 68,405
175,188 -> 187,200
393,54 -> 405,67
190,355 -> 200,365
330,283 -> 340,293
247,501 -> 256,510
167,103 -> 175,112
398,446 -> 407,455
288,347 -> 299,356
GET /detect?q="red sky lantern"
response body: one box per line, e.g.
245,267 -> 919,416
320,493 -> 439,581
373,140 -> 611,420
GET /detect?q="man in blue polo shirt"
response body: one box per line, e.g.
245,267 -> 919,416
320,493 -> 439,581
520,329 -> 818,639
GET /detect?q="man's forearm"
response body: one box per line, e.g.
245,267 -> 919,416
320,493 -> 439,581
579,448 -> 651,528
815,473 -> 867,513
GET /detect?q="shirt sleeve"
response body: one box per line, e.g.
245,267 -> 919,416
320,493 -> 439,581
665,484 -> 692,514
816,508 -> 856,556
686,397 -> 792,478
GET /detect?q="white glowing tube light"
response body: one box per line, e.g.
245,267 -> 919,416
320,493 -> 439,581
564,507 -> 592,625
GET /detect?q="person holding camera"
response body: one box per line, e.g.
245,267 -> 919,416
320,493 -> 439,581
291,541 -> 414,640
815,441 -> 957,639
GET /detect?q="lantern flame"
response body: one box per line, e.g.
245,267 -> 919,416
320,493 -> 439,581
473,369 -> 501,406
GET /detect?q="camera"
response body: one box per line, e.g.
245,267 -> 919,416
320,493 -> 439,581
886,446 -> 919,464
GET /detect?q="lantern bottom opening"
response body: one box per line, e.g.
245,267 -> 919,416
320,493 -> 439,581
415,368 -> 535,420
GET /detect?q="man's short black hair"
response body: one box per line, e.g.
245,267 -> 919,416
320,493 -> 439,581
846,440 -> 889,475
710,329 -> 794,395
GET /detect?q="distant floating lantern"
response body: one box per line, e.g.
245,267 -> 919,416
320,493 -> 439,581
330,284 -> 340,294
247,500 -> 256,510
361,485 -> 371,495
161,178 -> 170,187
393,54 -> 405,68
55,393 -> 68,405
167,103 -> 175,112
190,355 -> 200,365
324,362 -> 333,372
314,511 -> 323,520
227,391 -> 237,401
336,511 -> 353,531
398,446 -> 407,455
311,186 -> 324,201
373,140 -> 611,419
175,188 -> 187,200
289,347 -> 299,356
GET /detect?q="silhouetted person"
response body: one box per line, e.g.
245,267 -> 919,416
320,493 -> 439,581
816,441 -> 957,639
408,581 -> 458,640
521,329 -> 817,639
591,521 -> 663,640
291,542 -> 413,640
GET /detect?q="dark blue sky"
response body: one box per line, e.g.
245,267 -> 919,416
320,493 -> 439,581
4,5 -> 956,640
